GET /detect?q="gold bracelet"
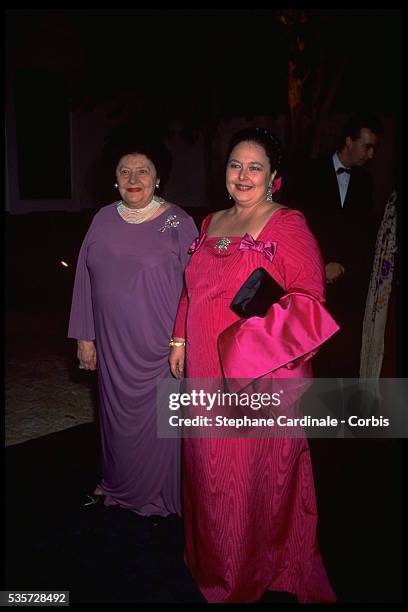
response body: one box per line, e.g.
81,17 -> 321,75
169,338 -> 186,348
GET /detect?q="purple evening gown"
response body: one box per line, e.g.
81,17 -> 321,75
68,202 -> 197,515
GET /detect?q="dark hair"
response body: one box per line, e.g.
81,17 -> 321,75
226,127 -> 284,177
340,113 -> 384,145
106,133 -> 172,189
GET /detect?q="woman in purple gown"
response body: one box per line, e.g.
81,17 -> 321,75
68,140 -> 197,515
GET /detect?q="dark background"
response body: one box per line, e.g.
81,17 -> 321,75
6,9 -> 401,115
5,9 -> 402,208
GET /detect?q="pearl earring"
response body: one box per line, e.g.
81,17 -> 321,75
114,183 -> 118,188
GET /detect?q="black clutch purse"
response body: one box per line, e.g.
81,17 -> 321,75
230,267 -> 284,318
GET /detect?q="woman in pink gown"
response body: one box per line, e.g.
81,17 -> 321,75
169,127 -> 339,603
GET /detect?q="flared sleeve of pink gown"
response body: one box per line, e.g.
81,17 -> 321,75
218,210 -> 339,379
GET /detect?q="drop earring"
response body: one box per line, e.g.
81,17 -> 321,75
114,183 -> 118,188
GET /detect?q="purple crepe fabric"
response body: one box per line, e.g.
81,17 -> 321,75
68,202 -> 197,515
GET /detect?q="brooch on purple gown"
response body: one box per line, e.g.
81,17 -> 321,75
158,214 -> 180,232
239,233 -> 277,263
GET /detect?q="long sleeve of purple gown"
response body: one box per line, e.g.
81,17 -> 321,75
68,222 -> 96,341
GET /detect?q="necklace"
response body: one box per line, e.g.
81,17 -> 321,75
117,196 -> 163,224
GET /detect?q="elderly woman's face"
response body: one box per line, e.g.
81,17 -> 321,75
226,141 -> 272,207
116,154 -> 158,208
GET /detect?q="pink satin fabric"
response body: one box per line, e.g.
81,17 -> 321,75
239,232 -> 277,262
219,291 -> 339,380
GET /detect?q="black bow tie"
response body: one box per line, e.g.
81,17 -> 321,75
337,167 -> 351,175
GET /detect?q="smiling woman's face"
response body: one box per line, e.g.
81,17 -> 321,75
116,153 -> 158,209
226,141 -> 273,208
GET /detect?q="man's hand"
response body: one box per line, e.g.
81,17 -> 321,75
325,262 -> 345,284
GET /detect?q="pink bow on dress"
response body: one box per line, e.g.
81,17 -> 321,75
239,233 -> 277,263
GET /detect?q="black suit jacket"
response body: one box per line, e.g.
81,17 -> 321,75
298,158 -> 377,311
287,157 -> 379,376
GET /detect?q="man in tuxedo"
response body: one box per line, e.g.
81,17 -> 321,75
301,114 -> 383,378
295,117 -> 391,595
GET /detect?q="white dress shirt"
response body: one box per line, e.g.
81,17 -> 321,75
332,152 -> 351,208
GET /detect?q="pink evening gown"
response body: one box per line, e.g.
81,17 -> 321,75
173,207 -> 338,603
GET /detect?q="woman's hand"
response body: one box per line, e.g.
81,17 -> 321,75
169,345 -> 185,379
77,340 -> 97,371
